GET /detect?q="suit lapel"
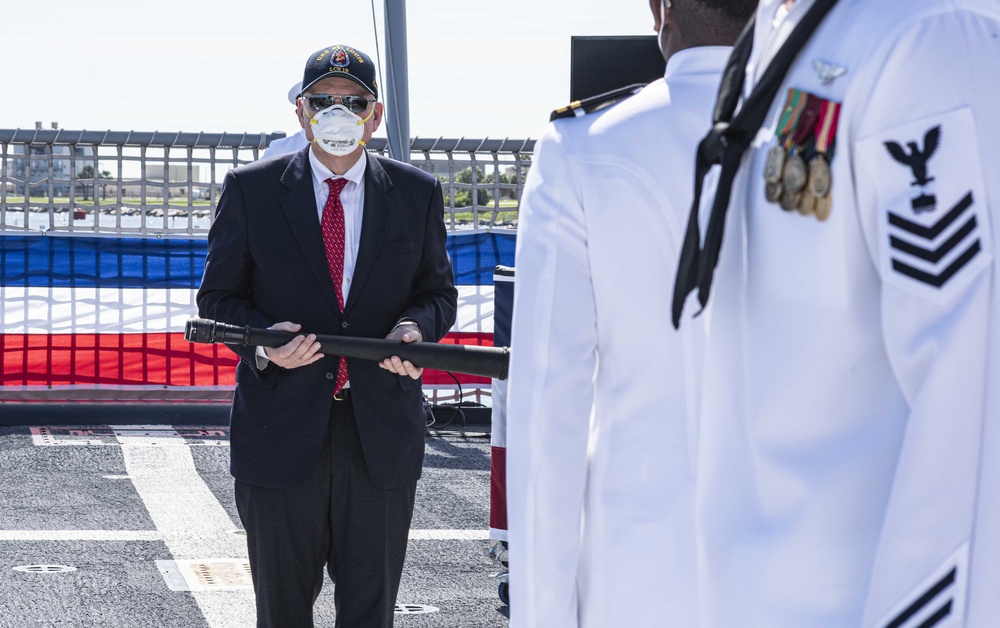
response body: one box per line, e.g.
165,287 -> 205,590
279,147 -> 343,317
345,153 -> 395,313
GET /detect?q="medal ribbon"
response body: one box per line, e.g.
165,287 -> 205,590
791,94 -> 821,146
814,99 -> 842,156
776,89 -> 806,142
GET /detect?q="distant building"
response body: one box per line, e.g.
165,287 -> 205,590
145,164 -> 203,183
6,123 -> 94,197
123,164 -> 208,199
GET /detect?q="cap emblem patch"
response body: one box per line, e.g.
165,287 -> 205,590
331,49 -> 350,68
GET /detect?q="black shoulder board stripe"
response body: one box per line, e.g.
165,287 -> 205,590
550,83 -> 647,122
884,567 -> 956,628
889,193 -> 974,241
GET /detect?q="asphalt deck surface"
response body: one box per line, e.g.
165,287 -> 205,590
0,423 -> 508,627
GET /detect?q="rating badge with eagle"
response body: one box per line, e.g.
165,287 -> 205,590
859,108 -> 992,305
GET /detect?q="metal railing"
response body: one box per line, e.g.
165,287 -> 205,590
0,128 -> 528,407
384,137 -> 533,232
0,129 -> 534,236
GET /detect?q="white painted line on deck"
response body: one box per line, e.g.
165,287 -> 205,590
0,529 -> 488,541
0,530 -> 162,542
156,559 -> 195,592
114,425 -> 255,628
408,529 -> 490,540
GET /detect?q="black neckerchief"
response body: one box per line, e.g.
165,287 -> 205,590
671,0 -> 840,328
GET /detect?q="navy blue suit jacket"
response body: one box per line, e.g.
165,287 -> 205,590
197,147 -> 457,489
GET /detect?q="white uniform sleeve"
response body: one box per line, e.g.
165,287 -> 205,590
506,122 -> 597,628
261,137 -> 283,160
850,10 -> 1000,626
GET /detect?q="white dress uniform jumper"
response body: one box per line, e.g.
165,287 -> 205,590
673,0 -> 1000,626
506,47 -> 731,628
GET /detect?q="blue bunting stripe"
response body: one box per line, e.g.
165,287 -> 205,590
0,232 -> 516,288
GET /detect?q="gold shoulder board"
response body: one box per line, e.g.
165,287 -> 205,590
549,83 -> 646,122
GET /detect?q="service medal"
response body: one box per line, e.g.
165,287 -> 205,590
782,152 -> 808,194
764,145 -> 785,184
798,189 -> 817,216
814,194 -> 832,221
765,181 -> 784,203
780,187 -> 801,212
808,155 -> 831,198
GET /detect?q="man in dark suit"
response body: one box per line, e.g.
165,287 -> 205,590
197,44 -> 457,628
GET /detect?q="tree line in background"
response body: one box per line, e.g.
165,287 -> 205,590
445,167 -> 519,208
75,165 -> 112,201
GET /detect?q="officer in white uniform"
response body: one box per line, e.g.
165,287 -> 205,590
672,0 -> 1000,625
262,82 -> 310,159
505,1 -> 755,626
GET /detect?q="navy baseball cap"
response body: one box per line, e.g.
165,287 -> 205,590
301,45 -> 378,100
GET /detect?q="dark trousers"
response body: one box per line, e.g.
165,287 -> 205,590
235,399 -> 417,628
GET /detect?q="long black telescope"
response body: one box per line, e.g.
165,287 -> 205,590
184,318 -> 510,380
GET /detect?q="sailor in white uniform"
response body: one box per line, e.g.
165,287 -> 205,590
672,0 -> 1000,625
505,1 -> 755,626
261,81 -> 309,159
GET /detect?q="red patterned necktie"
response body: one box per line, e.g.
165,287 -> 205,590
321,177 -> 350,396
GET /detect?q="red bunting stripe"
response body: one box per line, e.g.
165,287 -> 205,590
0,332 -> 492,388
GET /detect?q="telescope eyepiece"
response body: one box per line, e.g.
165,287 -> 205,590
185,318 -> 220,343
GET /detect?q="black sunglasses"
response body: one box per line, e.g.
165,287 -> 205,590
304,94 -> 375,114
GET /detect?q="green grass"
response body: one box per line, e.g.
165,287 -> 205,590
450,209 -> 518,225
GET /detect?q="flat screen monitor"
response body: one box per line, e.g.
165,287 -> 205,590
569,36 -> 665,102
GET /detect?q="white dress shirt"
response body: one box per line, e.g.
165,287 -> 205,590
307,147 -> 367,304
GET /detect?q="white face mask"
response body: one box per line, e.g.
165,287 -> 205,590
309,104 -> 375,156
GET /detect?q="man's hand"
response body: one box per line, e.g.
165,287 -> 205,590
380,322 -> 423,379
263,322 -> 324,369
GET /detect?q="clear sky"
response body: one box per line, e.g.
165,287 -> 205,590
1,0 -> 655,141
